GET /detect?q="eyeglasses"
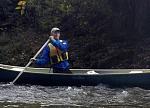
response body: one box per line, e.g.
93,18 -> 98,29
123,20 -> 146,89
53,30 -> 60,34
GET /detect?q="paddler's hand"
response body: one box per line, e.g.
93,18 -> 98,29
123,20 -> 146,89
30,58 -> 37,62
49,36 -> 54,41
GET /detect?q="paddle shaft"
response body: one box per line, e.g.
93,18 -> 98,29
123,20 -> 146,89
11,39 -> 50,84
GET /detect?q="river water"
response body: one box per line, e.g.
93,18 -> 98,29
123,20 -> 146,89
0,84 -> 149,108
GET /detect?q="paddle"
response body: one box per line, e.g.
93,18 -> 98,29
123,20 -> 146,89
10,39 -> 50,84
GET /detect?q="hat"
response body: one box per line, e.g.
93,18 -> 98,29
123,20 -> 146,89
51,27 -> 60,34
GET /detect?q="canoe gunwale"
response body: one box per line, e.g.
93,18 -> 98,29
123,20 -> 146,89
1,64 -> 150,75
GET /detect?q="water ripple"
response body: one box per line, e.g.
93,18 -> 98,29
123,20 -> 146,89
0,84 -> 149,107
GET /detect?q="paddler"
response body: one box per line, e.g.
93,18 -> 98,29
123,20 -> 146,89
31,27 -> 71,73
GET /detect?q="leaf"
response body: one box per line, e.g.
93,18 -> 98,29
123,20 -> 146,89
15,6 -> 22,10
18,1 -> 26,6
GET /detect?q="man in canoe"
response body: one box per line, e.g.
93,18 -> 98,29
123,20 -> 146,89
31,27 -> 71,73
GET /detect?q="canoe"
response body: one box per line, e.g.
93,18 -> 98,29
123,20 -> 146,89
0,64 -> 150,88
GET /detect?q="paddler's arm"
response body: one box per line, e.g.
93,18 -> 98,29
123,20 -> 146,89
35,46 -> 50,65
50,38 -> 68,52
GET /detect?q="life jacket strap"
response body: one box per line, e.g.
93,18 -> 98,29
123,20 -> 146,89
50,52 -> 69,65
